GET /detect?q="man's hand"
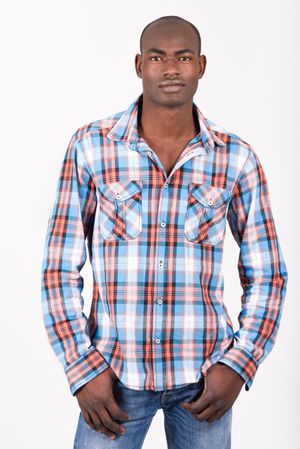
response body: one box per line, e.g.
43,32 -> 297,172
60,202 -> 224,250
181,362 -> 245,423
75,367 -> 129,440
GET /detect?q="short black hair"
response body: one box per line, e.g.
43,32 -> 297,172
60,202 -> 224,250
139,15 -> 201,56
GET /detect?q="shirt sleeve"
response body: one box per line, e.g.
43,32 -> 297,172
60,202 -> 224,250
41,132 -> 110,397
217,148 -> 288,391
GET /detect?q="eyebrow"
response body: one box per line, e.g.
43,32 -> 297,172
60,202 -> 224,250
145,48 -> 195,55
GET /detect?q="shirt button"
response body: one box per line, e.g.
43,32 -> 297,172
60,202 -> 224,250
157,299 -> 163,305
116,194 -> 121,199
164,182 -> 168,188
147,150 -> 152,156
161,221 -> 166,227
155,338 -> 161,344
208,198 -> 213,205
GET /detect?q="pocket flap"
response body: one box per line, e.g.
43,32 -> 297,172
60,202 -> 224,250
99,180 -> 142,202
190,183 -> 231,208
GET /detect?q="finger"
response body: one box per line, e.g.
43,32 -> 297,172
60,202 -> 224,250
106,397 -> 130,422
192,404 -> 218,422
181,376 -> 211,414
101,406 -> 126,436
206,408 -> 226,423
89,410 -> 116,439
181,398 -> 210,414
82,410 -> 97,431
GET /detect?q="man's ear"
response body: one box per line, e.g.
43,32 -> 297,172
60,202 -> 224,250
135,54 -> 142,78
198,54 -> 207,79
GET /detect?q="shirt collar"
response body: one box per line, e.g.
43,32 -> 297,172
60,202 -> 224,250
106,93 -> 225,153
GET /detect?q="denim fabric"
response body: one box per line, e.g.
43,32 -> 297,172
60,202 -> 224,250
73,378 -> 232,449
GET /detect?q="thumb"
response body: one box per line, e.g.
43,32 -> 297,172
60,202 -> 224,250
181,375 -> 208,409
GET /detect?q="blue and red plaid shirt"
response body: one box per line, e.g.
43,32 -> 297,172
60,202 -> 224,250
41,93 -> 288,396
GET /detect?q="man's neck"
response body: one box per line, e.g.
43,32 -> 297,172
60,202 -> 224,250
137,94 -> 200,142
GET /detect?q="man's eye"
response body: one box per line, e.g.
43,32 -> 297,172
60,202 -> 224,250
149,56 -> 161,61
149,56 -> 192,62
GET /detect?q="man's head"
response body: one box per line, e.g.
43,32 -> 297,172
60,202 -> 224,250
135,16 -> 206,108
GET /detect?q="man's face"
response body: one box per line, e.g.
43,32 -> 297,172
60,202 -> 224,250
135,22 -> 206,108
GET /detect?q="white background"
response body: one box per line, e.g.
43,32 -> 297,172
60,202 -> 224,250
0,1 -> 298,448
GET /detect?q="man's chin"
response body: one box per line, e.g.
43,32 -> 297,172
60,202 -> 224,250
154,94 -> 188,109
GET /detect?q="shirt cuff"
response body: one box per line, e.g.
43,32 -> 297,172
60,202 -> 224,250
217,346 -> 259,391
65,346 -> 110,396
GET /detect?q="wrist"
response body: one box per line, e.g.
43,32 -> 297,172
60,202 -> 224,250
217,362 -> 245,384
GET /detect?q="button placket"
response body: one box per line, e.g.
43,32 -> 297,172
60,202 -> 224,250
145,147 -> 164,176
152,180 -> 170,388
166,148 -> 204,180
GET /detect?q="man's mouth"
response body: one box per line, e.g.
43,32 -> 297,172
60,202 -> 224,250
158,81 -> 185,93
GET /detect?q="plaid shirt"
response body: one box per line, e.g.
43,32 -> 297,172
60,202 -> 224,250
41,93 -> 288,396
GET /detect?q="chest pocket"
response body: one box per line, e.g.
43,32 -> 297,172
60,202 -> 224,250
184,183 -> 231,245
98,180 -> 143,240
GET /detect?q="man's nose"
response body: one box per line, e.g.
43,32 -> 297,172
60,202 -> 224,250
162,58 -> 180,76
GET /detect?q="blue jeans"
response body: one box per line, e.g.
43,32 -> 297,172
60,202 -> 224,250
73,377 -> 232,449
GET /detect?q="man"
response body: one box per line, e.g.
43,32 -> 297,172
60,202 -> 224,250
41,15 -> 288,449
